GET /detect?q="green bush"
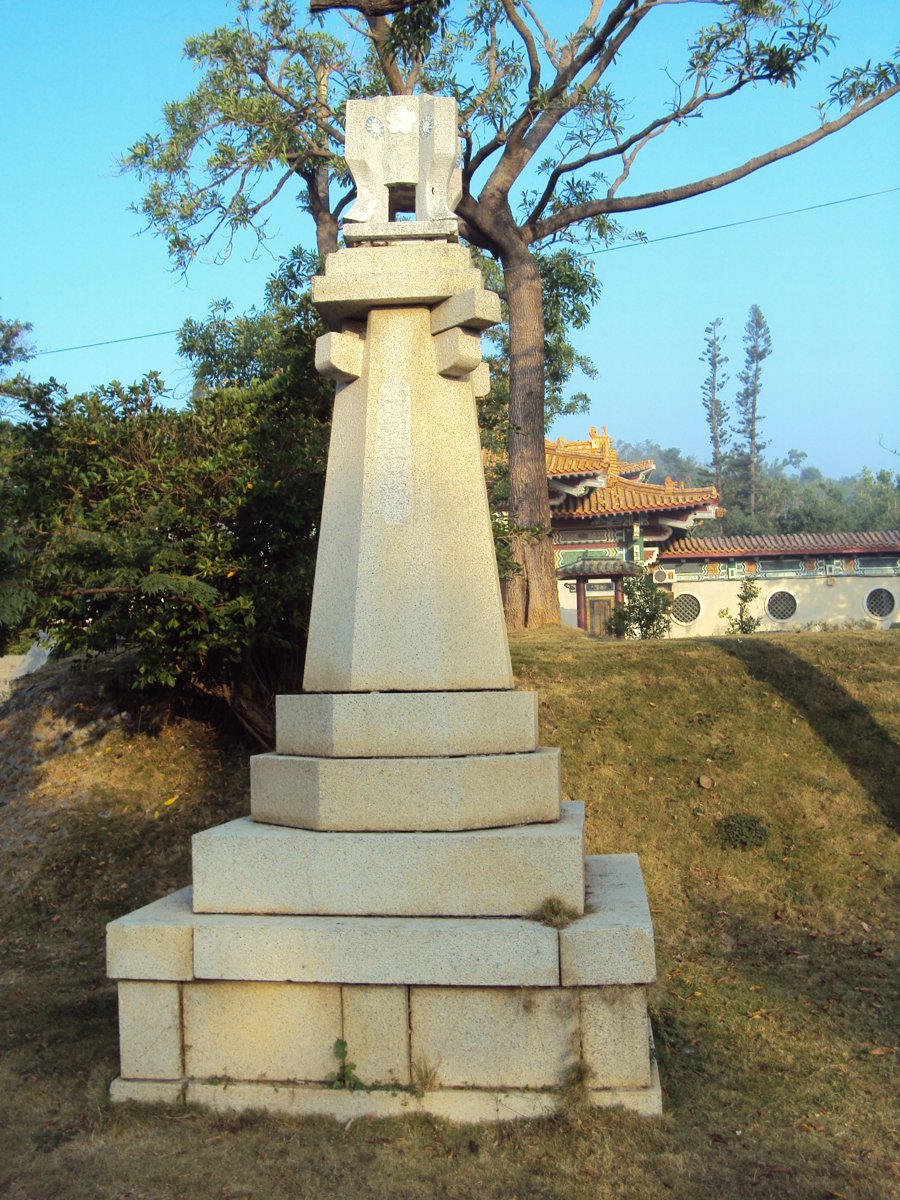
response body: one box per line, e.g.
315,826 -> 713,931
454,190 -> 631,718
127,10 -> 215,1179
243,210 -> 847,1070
609,570 -> 672,639
0,292 -> 332,742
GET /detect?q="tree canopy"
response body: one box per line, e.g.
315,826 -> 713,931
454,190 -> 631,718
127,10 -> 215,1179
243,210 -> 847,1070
124,0 -> 900,627
0,280 -> 332,743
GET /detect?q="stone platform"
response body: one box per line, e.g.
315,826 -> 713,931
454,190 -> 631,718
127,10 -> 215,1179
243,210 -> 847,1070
108,856 -> 660,1119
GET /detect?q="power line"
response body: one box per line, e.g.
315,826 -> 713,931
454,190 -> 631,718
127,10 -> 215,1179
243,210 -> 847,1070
585,185 -> 900,255
28,185 -> 900,356
34,329 -> 181,358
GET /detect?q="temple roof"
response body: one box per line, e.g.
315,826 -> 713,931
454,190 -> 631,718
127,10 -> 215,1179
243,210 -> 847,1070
553,477 -> 720,519
659,531 -> 900,559
545,426 -> 652,480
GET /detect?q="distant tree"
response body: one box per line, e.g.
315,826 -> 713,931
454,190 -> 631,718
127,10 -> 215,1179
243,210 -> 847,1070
0,311 -> 32,369
0,308 -> 34,419
732,305 -> 772,520
849,468 -> 900,529
610,571 -> 672,640
614,440 -> 703,487
700,318 -> 730,496
124,0 -> 900,630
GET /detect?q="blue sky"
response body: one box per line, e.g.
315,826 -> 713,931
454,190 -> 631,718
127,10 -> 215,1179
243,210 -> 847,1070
3,1 -> 898,479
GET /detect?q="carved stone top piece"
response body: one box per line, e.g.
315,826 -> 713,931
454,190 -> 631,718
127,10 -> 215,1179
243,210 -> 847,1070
343,95 -> 462,240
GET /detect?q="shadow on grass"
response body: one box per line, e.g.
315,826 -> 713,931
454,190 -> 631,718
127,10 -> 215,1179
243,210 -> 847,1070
714,638 -> 900,833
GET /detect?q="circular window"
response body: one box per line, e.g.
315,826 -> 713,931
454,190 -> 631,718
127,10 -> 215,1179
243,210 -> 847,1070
672,593 -> 701,624
766,591 -> 797,621
865,588 -> 895,619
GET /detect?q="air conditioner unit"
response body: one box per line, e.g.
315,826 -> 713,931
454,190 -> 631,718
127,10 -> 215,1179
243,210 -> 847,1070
653,569 -> 675,584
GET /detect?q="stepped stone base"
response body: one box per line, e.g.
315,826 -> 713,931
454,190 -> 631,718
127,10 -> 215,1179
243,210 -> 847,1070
107,855 -> 659,1121
110,1066 -> 662,1122
192,802 -> 586,916
249,746 -> 561,832
275,690 -> 538,758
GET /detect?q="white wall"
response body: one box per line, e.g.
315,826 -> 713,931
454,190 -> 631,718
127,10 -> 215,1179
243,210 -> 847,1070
668,576 -> 899,638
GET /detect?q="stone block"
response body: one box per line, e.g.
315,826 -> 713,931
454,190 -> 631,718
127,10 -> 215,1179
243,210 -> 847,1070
342,985 -> 410,1084
275,690 -> 538,759
315,331 -> 364,382
192,802 -> 585,917
312,243 -> 483,323
183,1080 -> 660,1122
110,1078 -> 185,1105
343,220 -> 459,244
302,303 -> 512,693
117,981 -> 183,1080
433,328 -> 482,377
559,854 -> 656,985
187,1080 -> 418,1120
107,887 -> 194,981
430,287 -> 501,334
249,747 -> 560,832
192,912 -> 559,986
580,985 -> 652,1089
589,1062 -> 663,1117
409,987 -> 579,1089
182,982 -> 341,1082
469,361 -> 490,397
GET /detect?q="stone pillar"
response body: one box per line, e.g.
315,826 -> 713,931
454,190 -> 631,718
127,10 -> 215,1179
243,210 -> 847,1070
107,94 -> 661,1121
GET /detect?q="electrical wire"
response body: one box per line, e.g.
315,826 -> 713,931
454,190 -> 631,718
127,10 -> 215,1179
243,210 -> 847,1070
28,185 -> 900,357
585,185 -> 900,255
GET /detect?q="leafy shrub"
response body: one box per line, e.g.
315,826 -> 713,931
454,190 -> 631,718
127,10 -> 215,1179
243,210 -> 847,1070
609,570 -> 672,639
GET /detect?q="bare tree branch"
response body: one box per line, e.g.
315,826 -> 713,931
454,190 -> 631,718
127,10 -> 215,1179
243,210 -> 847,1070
529,83 -> 900,244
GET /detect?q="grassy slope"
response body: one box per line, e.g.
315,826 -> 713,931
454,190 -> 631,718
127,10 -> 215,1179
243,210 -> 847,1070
0,631 -> 897,1200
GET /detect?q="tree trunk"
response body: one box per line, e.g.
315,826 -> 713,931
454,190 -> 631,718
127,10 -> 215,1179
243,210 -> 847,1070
502,248 -> 559,631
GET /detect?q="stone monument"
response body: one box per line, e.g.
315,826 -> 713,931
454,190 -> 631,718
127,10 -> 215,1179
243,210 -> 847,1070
106,94 -> 661,1121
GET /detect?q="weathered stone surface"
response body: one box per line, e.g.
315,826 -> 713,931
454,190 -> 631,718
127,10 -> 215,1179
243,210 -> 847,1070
410,987 -> 579,1089
581,985 -> 652,1089
343,95 -> 461,227
182,982 -> 341,1082
342,985 -> 410,1084
433,327 -> 482,377
249,747 -> 560,831
302,298 -> 510,693
315,331 -> 364,382
430,287 -> 501,334
192,911 -> 559,986
469,361 -> 490,397
559,854 -> 656,985
276,690 -> 538,759
117,982 -> 182,1080
311,243 -> 483,323
107,887 -> 194,981
110,1079 -> 185,1105
119,1077 -> 661,1120
192,802 -> 585,917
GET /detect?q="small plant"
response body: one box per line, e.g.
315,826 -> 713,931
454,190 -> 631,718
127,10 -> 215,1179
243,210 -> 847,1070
609,571 -> 672,639
328,1039 -> 365,1091
529,897 -> 580,928
412,1056 -> 440,1092
716,812 -> 770,850
719,577 -> 762,634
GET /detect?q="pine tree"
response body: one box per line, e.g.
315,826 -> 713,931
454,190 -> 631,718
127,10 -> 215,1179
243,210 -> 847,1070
734,305 -> 772,519
700,318 -> 730,496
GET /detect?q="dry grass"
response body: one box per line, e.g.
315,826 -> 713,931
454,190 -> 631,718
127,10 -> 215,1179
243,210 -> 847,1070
1,630 -> 897,1200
